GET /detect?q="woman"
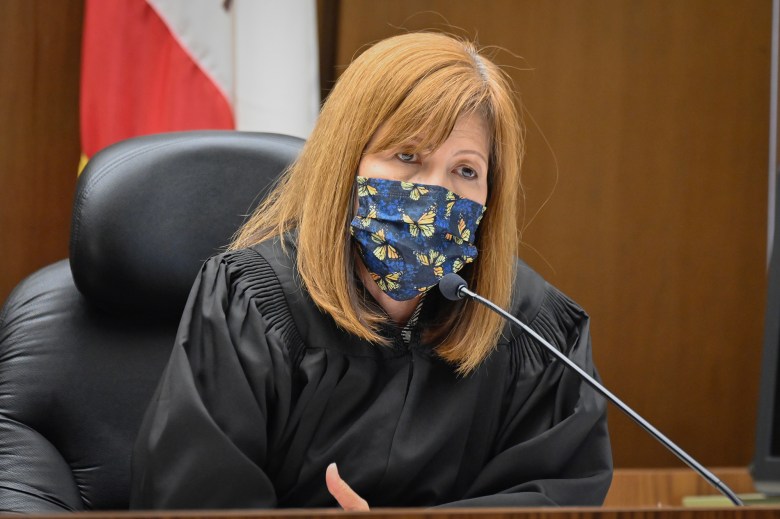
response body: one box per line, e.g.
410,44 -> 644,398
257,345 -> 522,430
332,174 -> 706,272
130,32 -> 612,510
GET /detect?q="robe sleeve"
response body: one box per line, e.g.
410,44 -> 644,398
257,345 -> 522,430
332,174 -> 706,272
130,251 -> 290,509
439,285 -> 613,507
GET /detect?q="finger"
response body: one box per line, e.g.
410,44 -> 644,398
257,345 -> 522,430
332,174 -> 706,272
325,463 -> 370,511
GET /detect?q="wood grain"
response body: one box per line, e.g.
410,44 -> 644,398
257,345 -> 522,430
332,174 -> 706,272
334,0 -> 771,467
604,468 -> 755,508
0,0 -> 83,303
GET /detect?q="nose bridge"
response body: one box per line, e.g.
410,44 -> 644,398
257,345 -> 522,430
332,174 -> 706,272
414,155 -> 454,192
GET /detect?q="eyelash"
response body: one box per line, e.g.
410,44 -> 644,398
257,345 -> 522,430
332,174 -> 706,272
456,166 -> 478,180
395,152 -> 480,181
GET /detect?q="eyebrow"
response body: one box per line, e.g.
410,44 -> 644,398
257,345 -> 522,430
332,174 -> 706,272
455,150 -> 489,165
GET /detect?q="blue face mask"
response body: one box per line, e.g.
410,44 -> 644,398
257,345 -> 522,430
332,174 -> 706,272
350,176 -> 486,301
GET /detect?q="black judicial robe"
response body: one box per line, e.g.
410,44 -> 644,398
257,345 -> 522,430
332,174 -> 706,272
130,235 -> 612,509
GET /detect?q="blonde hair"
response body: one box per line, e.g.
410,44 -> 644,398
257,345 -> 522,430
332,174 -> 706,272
232,32 -> 524,375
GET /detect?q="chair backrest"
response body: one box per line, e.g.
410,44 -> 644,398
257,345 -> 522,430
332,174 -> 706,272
0,131 -> 303,512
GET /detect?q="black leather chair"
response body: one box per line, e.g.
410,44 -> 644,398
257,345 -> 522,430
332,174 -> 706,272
0,131 -> 303,512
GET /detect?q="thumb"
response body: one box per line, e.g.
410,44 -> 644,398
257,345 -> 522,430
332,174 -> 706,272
325,463 -> 370,511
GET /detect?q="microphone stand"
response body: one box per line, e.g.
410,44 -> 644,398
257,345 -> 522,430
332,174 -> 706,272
452,281 -> 744,507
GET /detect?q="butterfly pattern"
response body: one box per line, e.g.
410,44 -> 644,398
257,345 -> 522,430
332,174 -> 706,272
356,176 -> 378,197
401,181 -> 430,201
354,204 -> 377,228
371,228 -> 399,260
350,176 -> 486,301
445,217 -> 471,245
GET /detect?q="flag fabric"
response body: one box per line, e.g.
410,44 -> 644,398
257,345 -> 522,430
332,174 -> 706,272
80,0 -> 319,169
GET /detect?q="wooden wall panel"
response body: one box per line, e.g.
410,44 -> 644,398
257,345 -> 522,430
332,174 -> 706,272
0,0 -> 83,304
334,1 -> 771,467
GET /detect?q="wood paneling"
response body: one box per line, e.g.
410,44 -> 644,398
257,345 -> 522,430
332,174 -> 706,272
604,467 -> 754,507
0,0 -> 83,304
317,0 -> 340,101
334,1 -> 771,467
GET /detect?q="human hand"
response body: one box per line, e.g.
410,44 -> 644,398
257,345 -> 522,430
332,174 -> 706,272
325,462 -> 370,511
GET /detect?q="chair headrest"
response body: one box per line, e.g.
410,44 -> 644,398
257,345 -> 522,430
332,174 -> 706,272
70,131 -> 303,318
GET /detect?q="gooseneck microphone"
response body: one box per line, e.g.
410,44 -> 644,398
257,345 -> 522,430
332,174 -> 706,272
438,273 -> 744,507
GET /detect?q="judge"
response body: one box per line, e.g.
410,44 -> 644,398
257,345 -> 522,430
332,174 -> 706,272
130,32 -> 613,510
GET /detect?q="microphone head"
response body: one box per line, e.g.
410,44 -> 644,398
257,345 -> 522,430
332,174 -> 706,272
439,273 -> 468,301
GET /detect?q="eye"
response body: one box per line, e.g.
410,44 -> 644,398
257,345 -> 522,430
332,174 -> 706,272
396,152 -> 417,163
455,165 -> 478,180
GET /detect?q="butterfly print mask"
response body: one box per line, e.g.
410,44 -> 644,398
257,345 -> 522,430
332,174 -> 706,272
350,176 -> 486,301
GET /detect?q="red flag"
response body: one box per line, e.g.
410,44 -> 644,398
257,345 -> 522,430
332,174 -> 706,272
79,0 -> 319,172
80,0 -> 234,168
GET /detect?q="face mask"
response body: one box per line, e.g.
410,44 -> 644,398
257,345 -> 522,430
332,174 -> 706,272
350,176 -> 486,301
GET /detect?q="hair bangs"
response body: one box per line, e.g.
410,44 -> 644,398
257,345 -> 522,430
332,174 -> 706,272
365,66 -> 493,158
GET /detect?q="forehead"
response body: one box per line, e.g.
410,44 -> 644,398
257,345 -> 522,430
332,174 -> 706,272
445,113 -> 490,151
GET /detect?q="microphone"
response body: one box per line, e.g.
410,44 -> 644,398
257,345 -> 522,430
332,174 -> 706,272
438,273 -> 744,506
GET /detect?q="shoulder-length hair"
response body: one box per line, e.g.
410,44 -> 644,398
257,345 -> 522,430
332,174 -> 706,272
232,32 -> 524,375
